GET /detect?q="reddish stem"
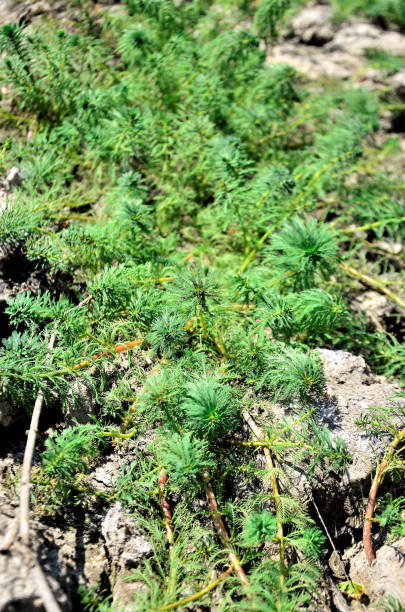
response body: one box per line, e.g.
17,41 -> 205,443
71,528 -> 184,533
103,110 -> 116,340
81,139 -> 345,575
158,469 -> 174,545
65,339 -> 143,374
202,469 -> 251,595
363,428 -> 405,564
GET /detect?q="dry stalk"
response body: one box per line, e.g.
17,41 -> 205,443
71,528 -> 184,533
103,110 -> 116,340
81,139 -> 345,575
158,469 -> 176,598
0,296 -> 93,612
20,333 -> 57,544
158,469 -> 174,546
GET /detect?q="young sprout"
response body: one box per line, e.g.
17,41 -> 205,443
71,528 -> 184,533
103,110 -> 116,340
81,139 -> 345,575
159,432 -> 215,490
260,346 -> 325,403
266,217 -> 338,290
149,309 -> 187,357
182,378 -> 238,439
171,268 -> 220,315
242,510 -> 278,546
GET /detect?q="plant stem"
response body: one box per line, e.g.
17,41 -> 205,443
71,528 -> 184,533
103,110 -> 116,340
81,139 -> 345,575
243,411 -> 287,596
228,439 -> 313,451
153,566 -> 233,611
101,428 -> 137,439
158,470 -> 176,598
363,427 -> 405,564
42,338 -> 143,379
340,263 -> 405,309
202,469 -> 251,596
340,216 -> 405,234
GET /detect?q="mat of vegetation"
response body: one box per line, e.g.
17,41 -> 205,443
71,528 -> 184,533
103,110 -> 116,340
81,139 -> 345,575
0,1 -> 404,611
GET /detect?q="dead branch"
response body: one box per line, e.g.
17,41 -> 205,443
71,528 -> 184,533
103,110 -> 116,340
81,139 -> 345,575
1,296 -> 93,611
20,332 -> 56,544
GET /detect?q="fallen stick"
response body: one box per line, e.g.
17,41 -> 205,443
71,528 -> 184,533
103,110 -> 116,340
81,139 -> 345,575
20,332 -> 56,544
20,295 -> 93,544
1,296 -> 93,611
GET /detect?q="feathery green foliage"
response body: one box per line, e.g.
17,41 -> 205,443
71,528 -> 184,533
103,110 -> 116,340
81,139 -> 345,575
260,346 -> 325,402
265,217 -> 339,290
182,378 -> 238,439
0,0 -> 403,608
159,432 -> 215,490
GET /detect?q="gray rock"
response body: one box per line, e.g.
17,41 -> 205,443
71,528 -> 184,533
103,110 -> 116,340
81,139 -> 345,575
0,498 -> 71,611
264,349 -> 403,499
101,502 -> 152,573
390,69 -> 405,99
316,349 -> 403,484
330,22 -> 405,57
270,4 -> 405,83
269,43 -> 364,80
353,290 -> 389,320
350,538 -> 405,604
101,502 -> 152,609
290,4 -> 335,44
0,491 -> 108,611
5,167 -> 22,189
352,290 -> 391,331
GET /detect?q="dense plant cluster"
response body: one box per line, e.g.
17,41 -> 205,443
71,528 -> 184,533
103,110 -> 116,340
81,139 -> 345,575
0,0 -> 404,610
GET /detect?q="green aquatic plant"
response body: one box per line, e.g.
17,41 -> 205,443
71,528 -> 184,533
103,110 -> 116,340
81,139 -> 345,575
0,0 -> 403,608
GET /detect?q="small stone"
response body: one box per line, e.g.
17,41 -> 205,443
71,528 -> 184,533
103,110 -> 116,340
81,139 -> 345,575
65,378 -> 97,425
101,502 -> 152,572
290,4 -> 335,44
101,502 -> 153,608
350,538 -> 405,603
389,70 -> 405,99
6,167 -> 22,189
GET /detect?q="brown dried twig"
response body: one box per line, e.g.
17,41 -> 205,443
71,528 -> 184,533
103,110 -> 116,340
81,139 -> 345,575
1,296 -> 93,612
